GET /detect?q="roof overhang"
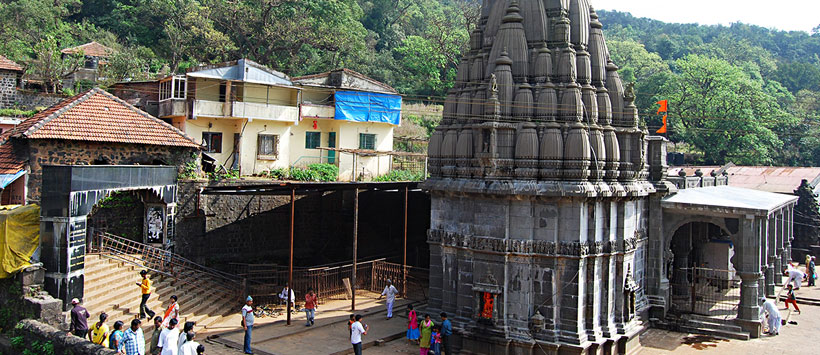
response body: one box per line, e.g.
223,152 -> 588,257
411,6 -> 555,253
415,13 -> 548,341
661,185 -> 798,217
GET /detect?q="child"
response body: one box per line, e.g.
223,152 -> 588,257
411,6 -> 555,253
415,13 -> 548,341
430,325 -> 442,355
406,304 -> 420,343
348,314 -> 356,337
784,284 -> 801,313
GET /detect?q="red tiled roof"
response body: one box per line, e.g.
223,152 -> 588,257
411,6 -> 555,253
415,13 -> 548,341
60,41 -> 115,57
0,55 -> 23,72
6,88 -> 200,148
0,143 -> 24,174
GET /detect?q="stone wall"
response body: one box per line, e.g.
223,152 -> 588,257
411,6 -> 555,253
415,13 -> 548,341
0,266 -> 64,334
12,90 -> 66,110
0,70 -> 18,108
1,319 -> 118,355
175,180 -> 431,269
24,139 -> 197,203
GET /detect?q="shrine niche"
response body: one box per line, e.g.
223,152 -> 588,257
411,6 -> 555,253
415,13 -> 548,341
473,269 -> 503,327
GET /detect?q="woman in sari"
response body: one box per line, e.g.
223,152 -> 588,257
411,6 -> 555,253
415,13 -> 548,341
406,304 -> 420,343
419,314 -> 434,355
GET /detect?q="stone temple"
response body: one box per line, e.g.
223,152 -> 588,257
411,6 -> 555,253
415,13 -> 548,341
422,0 -> 799,354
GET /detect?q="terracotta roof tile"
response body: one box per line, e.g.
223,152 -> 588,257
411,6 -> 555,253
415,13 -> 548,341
0,55 -> 23,72
0,142 -> 24,174
7,88 -> 201,148
60,41 -> 115,57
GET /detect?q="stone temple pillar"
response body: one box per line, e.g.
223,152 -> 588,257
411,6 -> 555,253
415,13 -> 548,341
735,216 -> 763,338
775,210 -> 783,285
781,209 -> 792,269
765,216 -> 776,297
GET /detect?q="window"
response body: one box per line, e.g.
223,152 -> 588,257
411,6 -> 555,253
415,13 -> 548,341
219,82 -> 227,102
202,132 -> 223,153
159,76 -> 186,101
305,132 -> 321,149
359,133 -> 376,150
257,134 -> 279,159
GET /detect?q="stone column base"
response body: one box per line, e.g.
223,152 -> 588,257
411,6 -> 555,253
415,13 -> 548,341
735,318 -> 762,339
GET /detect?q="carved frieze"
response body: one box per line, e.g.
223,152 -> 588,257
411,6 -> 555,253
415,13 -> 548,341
428,229 -> 627,257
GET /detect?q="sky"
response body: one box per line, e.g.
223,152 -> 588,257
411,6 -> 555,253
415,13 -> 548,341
596,0 -> 820,33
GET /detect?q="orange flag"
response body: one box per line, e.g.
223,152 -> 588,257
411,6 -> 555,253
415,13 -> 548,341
656,100 -> 668,134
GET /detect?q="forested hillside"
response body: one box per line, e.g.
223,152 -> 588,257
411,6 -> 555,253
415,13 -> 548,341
1,1 -> 819,166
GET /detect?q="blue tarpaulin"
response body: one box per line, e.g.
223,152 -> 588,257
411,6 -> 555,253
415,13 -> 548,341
334,91 -> 401,125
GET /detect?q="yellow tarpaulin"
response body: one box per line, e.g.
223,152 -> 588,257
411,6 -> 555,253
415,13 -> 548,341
0,204 -> 40,278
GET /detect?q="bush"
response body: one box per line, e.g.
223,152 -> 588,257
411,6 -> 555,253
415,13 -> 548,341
288,167 -> 320,181
268,168 -> 289,180
208,169 -> 239,181
373,170 -> 427,182
0,108 -> 38,117
306,163 -> 339,182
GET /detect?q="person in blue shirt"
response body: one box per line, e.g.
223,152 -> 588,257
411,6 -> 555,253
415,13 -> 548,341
120,319 -> 145,355
440,312 -> 452,355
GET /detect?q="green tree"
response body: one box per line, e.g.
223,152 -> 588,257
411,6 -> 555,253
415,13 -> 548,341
28,36 -> 83,93
661,55 -> 783,165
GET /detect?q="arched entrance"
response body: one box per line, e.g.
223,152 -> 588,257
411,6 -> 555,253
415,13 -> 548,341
40,165 -> 177,305
670,222 -> 739,319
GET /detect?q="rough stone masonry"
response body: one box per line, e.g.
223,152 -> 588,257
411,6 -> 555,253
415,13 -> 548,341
421,0 -> 660,353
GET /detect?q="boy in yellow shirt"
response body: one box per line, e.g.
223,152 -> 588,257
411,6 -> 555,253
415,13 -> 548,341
137,270 -> 157,319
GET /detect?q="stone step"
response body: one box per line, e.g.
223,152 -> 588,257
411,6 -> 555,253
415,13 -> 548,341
684,319 -> 744,333
679,325 -> 750,341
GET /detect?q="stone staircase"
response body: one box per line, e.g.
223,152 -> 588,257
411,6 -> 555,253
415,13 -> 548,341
675,314 -> 750,340
82,253 -> 240,331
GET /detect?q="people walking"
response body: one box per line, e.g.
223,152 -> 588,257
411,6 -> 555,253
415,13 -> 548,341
149,316 -> 164,355
137,270 -> 157,319
177,321 -> 196,353
379,279 -> 399,319
406,304 -> 420,342
120,319 -> 146,355
241,296 -> 255,354
759,297 -> 781,335
808,256 -> 816,287
419,314 -> 434,355
162,295 -> 180,327
178,331 -> 200,355
350,314 -> 368,355
159,318 -> 180,355
109,320 -> 124,350
440,312 -> 452,355
348,314 -> 355,337
784,284 -> 801,313
89,312 -> 109,346
68,298 -> 90,338
304,288 -> 318,326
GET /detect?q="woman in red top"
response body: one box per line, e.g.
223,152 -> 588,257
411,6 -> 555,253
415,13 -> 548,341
304,288 -> 318,326
406,304 -> 420,343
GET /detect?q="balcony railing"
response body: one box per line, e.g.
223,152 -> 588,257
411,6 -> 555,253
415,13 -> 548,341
192,99 -> 298,123
300,104 -> 335,119
232,101 -> 299,123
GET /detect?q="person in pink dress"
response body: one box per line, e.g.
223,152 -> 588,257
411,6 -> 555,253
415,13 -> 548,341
406,304 -> 420,342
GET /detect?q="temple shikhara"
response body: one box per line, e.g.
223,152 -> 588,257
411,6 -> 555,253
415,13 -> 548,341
423,0 -> 799,353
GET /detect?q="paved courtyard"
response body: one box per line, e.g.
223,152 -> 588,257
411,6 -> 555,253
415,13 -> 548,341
187,268 -> 820,354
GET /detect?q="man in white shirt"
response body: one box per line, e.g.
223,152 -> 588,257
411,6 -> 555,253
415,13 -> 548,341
783,266 -> 806,290
241,296 -> 255,354
759,297 -> 781,335
378,279 -> 399,319
159,318 -> 180,355
178,331 -> 200,355
279,284 -> 295,308
350,314 -> 368,355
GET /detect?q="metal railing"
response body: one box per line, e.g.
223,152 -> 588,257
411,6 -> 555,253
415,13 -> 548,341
672,267 -> 740,319
231,259 -> 429,305
97,233 -> 242,300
